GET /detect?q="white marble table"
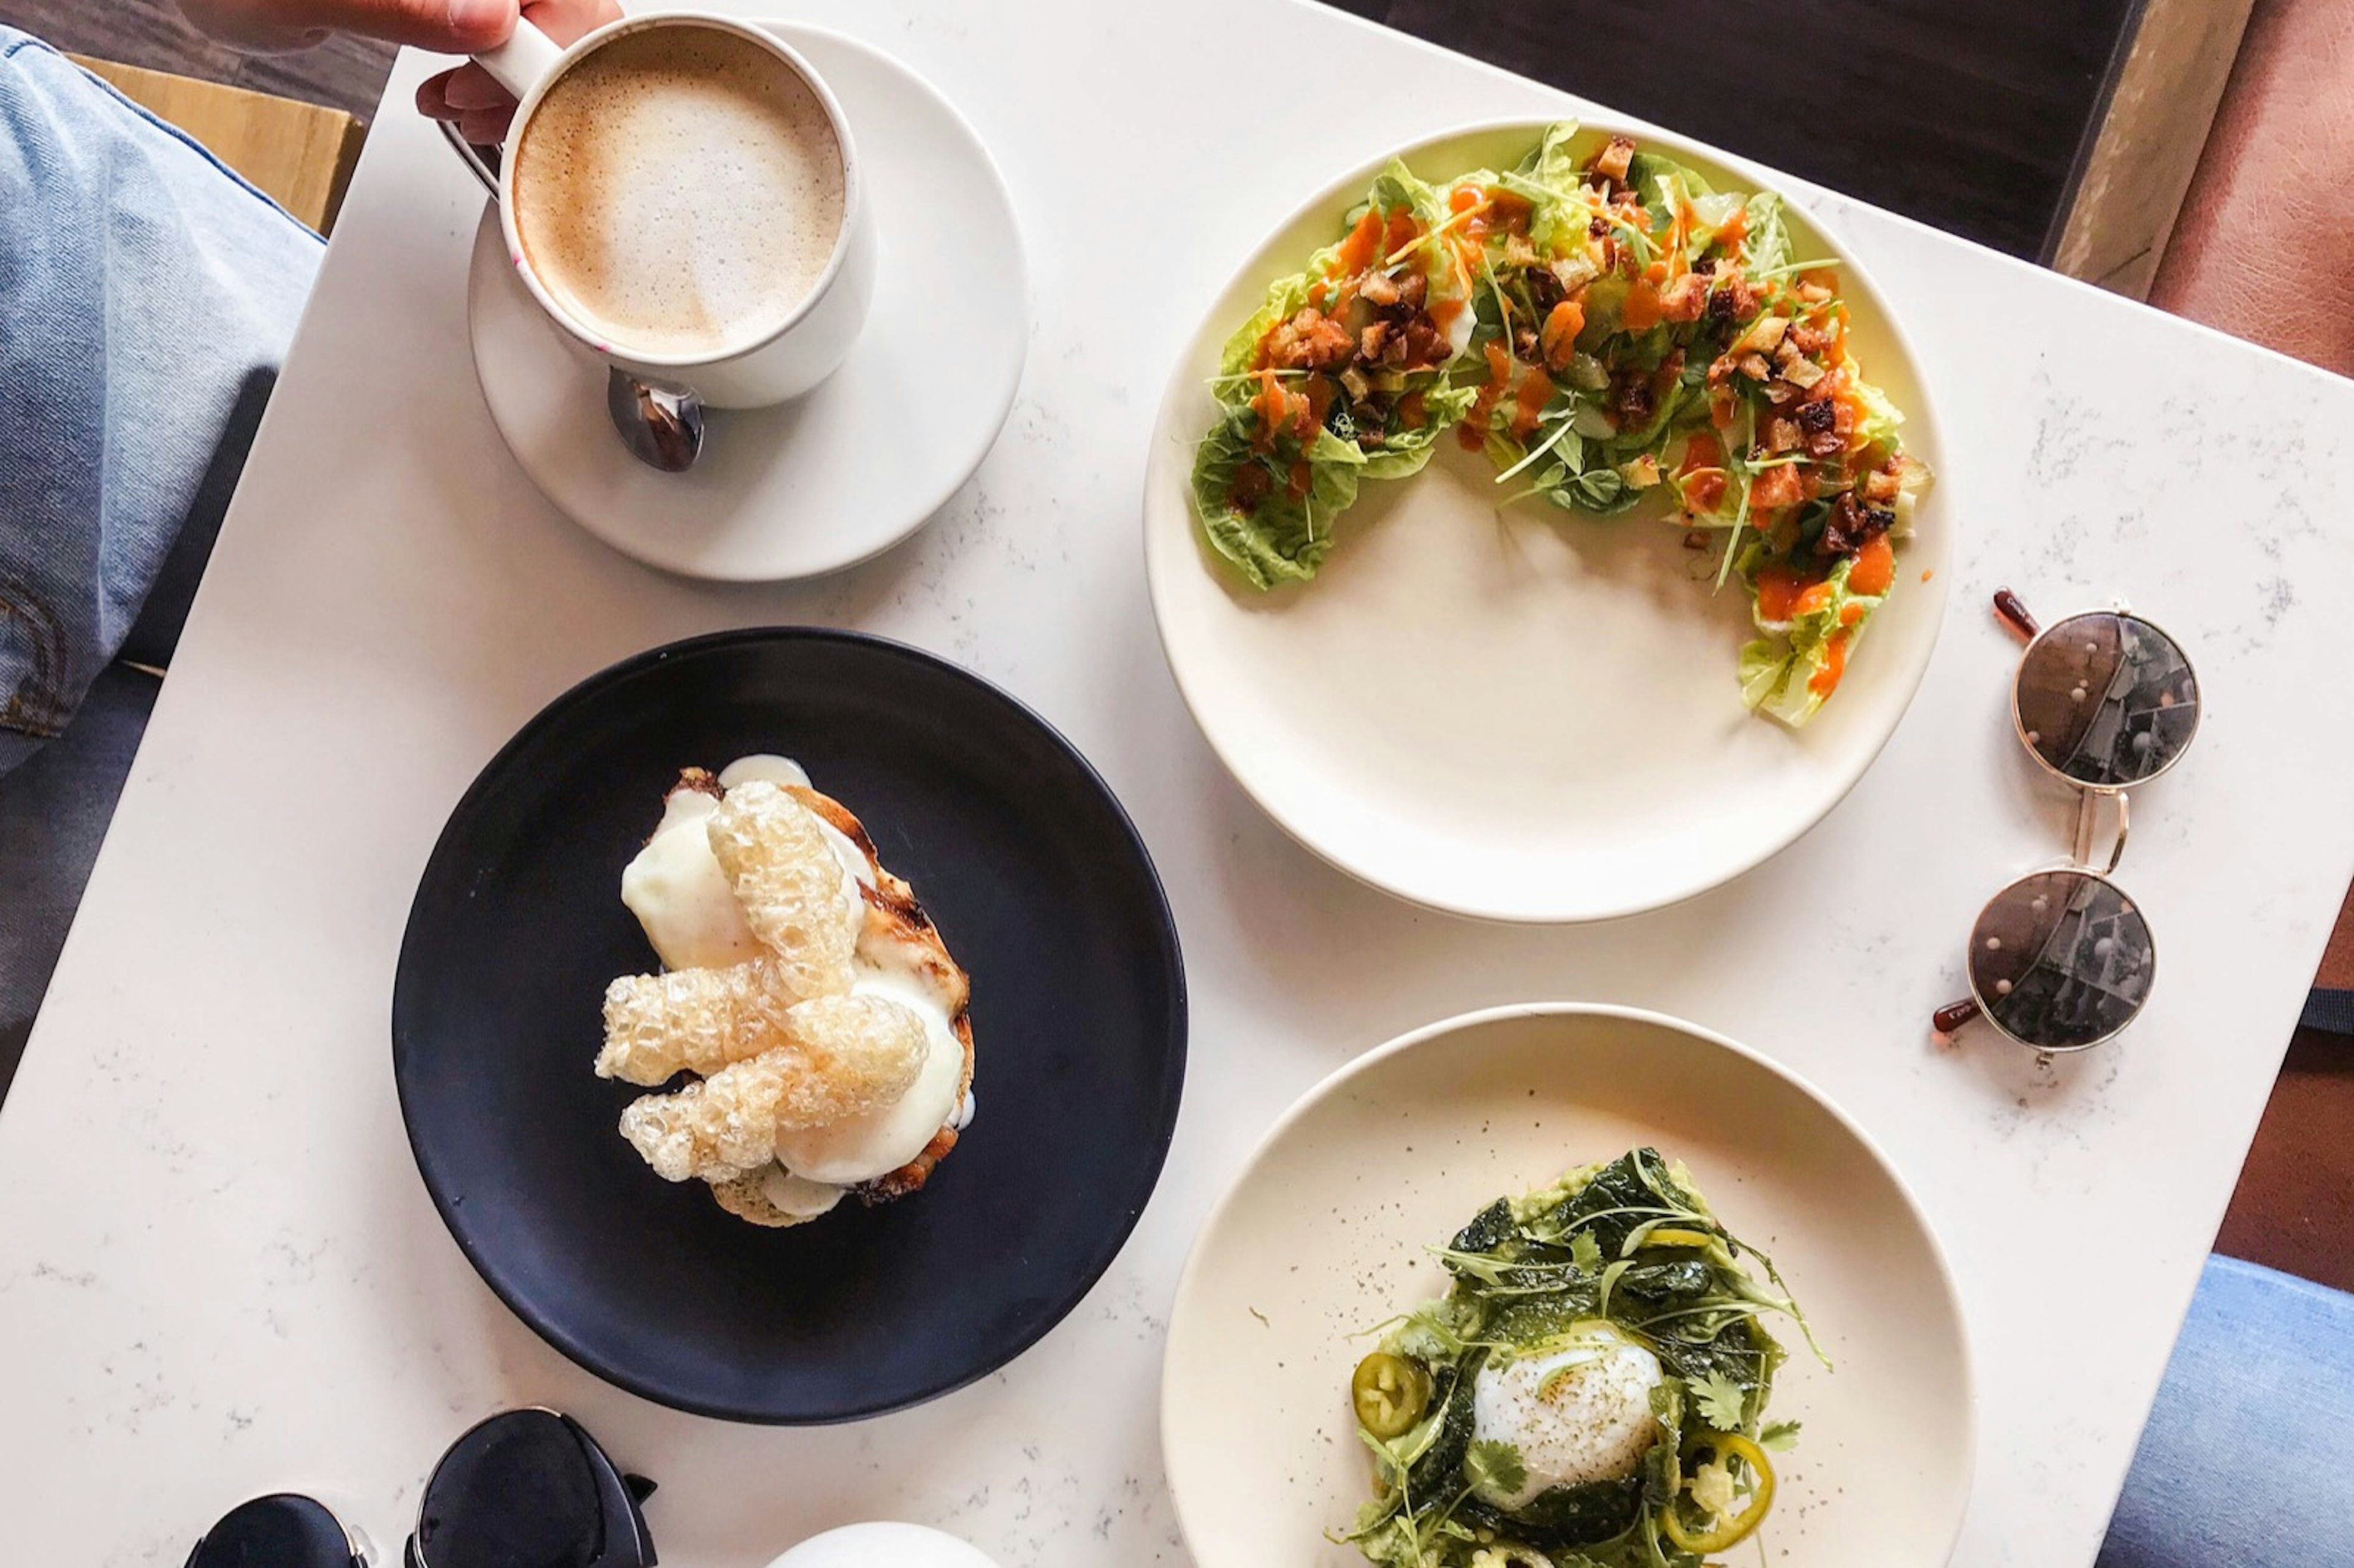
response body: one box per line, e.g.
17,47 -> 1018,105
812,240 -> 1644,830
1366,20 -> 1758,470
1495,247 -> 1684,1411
6,2 -> 2353,1563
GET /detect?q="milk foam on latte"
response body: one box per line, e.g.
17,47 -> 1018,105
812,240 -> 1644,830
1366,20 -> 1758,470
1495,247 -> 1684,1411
511,25 -> 845,359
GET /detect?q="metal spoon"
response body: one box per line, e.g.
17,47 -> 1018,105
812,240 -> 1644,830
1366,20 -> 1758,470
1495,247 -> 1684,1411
605,370 -> 705,473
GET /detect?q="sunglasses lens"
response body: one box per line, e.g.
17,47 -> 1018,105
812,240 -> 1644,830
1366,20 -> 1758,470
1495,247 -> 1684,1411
1969,869 -> 2154,1050
189,1494 -> 355,1568
416,1410 -> 609,1568
2015,612 -> 2198,786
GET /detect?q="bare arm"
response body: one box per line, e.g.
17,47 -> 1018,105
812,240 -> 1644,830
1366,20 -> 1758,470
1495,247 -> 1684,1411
178,0 -> 517,53
175,0 -> 619,140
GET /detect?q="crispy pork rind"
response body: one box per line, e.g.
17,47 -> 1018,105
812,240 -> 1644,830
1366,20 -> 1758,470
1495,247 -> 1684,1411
615,994 -> 929,1182
706,780 -> 858,997
598,955 -> 807,1084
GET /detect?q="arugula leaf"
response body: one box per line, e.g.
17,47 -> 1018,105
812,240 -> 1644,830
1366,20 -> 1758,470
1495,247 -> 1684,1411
1689,1371 -> 1748,1431
1462,1439 -> 1527,1503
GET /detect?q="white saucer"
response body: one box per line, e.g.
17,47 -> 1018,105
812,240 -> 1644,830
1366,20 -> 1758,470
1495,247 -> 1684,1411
467,22 -> 1027,581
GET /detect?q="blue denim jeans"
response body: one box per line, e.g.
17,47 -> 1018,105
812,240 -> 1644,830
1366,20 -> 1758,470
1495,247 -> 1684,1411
0,26 -> 318,1075
2100,1254 -> 2354,1567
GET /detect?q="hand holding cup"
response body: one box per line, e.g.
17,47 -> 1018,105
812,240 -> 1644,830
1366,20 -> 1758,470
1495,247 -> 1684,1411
416,0 -> 622,144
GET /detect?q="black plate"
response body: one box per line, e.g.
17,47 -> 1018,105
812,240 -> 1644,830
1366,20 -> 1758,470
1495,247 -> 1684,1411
393,629 -> 1187,1423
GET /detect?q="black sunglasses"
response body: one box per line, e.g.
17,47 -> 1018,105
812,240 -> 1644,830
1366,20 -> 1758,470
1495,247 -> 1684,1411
1932,589 -> 2201,1053
184,1409 -> 656,1568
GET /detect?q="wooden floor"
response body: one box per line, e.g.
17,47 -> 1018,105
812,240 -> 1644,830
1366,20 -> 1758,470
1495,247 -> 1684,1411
0,0 -> 394,118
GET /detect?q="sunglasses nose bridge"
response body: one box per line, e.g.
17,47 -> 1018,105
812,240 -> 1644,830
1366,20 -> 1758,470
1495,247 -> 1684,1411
2068,788 -> 2128,877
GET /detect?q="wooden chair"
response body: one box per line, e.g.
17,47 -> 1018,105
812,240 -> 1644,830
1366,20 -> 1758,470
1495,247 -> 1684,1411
68,56 -> 365,235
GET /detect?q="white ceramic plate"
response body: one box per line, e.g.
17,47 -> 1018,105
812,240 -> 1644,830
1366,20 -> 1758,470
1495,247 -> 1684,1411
1143,123 -> 1952,921
1162,1004 -> 1975,1568
468,23 -> 1027,581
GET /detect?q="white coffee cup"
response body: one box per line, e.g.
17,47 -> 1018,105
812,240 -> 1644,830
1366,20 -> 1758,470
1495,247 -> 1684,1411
465,10 -> 875,408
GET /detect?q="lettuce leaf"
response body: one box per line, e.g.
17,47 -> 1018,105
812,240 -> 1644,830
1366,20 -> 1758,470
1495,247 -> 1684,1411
1513,120 -> 1585,193
1361,381 -> 1479,482
1215,159 -> 1458,390
1743,190 -> 1791,275
1191,416 -> 1366,590
1738,551 -> 1885,726
1360,159 -> 1447,230
1216,273 -> 1313,384
1196,159 -> 1478,587
1848,373 -> 1907,463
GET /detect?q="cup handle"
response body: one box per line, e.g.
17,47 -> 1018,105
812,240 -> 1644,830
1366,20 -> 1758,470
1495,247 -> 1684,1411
435,118 -> 501,198
470,17 -> 567,113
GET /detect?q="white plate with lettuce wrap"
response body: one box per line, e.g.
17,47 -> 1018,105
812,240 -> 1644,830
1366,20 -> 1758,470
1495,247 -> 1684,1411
1142,120 -> 1951,923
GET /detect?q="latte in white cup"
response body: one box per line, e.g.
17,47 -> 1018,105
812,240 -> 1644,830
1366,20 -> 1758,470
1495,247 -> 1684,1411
509,23 -> 848,361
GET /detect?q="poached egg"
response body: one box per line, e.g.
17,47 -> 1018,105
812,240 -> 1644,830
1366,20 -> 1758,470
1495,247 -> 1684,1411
1469,1323 -> 1664,1510
619,755 -> 970,1199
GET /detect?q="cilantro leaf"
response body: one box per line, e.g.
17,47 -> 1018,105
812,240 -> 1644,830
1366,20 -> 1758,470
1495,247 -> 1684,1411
1690,1371 -> 1748,1431
1758,1419 -> 1803,1452
1570,1230 -> 1603,1271
1462,1438 -> 1527,1501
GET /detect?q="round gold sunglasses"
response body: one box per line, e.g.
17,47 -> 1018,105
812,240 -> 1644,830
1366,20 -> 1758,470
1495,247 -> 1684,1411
1932,590 -> 2201,1053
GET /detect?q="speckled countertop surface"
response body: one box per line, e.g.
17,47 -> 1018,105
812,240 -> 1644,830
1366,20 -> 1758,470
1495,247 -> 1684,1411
4,2 -> 2353,1564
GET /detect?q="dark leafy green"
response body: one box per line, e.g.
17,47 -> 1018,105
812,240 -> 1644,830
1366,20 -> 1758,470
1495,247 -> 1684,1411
1344,1149 -> 1823,1568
